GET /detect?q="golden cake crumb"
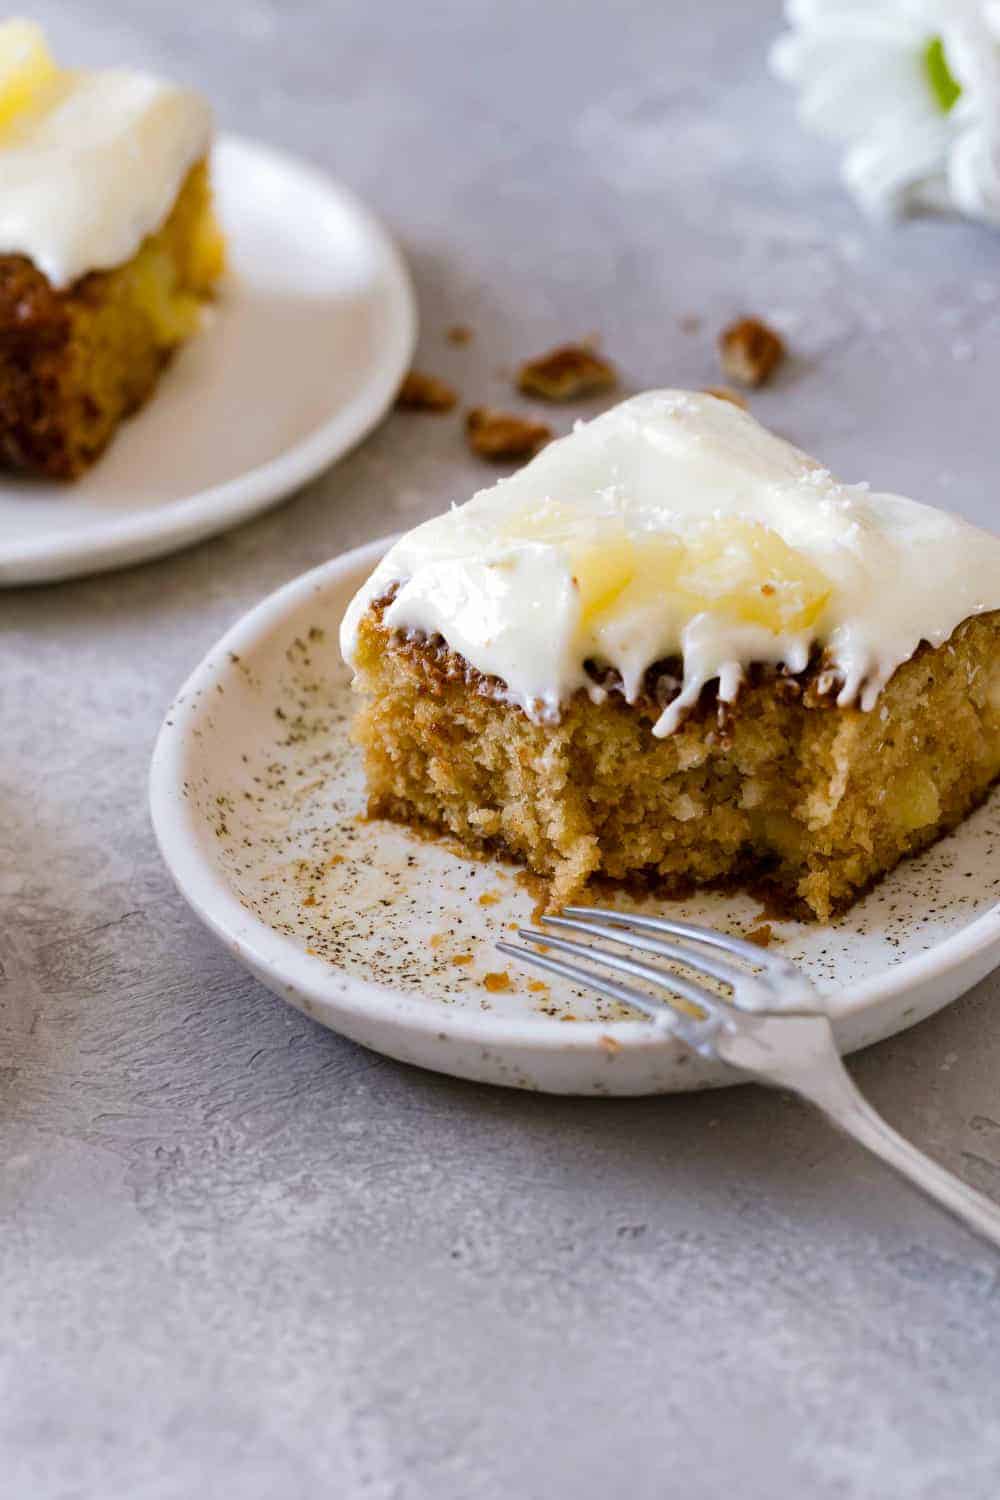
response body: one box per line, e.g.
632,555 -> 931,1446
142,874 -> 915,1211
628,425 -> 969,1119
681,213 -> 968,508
718,317 -> 785,387
396,370 -> 458,412
744,923 -> 774,948
483,970 -> 512,992
517,343 -> 618,401
466,407 -> 552,461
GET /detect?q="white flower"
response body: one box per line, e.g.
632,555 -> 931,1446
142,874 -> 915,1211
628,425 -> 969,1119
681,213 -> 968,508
770,0 -> 1000,224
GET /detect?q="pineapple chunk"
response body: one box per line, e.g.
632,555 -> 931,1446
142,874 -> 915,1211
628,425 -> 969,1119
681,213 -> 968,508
886,768 -> 940,834
580,537 -> 683,624
572,537 -> 645,624
503,504 -> 832,637
128,245 -> 202,344
679,520 -> 832,634
0,19 -> 58,135
186,208 -> 227,289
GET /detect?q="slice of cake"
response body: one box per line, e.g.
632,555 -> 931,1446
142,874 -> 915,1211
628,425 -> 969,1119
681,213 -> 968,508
341,391 -> 1000,920
0,20 -> 224,478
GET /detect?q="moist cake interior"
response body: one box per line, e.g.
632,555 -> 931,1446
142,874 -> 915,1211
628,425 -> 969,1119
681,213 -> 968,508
350,602 -> 1000,920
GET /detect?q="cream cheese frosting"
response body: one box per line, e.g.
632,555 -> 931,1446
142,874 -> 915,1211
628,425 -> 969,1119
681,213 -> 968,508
341,390 -> 1000,737
0,67 -> 212,287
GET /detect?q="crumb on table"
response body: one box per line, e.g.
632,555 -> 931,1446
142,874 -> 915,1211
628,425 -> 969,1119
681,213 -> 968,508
718,317 -> 785,387
744,923 -> 774,948
466,407 -> 552,460
517,342 -> 618,401
483,970 -> 512,992
396,370 -> 458,412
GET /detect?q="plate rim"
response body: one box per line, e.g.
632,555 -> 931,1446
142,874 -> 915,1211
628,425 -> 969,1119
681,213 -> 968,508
0,134 -> 417,586
149,536 -> 1000,1057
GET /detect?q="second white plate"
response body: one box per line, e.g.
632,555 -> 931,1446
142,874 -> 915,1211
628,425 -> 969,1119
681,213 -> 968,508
150,540 -> 1000,1096
0,135 -> 416,586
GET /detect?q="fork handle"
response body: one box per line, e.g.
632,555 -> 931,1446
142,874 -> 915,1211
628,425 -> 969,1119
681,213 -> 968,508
721,1015 -> 1000,1250
805,1062 -> 1000,1249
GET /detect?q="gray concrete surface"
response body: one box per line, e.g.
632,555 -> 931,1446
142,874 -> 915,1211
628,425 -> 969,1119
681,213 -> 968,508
5,1 -> 1000,1496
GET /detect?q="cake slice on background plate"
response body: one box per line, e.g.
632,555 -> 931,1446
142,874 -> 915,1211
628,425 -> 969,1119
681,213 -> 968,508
0,19 -> 224,478
341,391 -> 1000,920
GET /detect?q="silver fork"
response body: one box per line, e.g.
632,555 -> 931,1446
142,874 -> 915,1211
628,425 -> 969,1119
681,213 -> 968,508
497,905 -> 1000,1249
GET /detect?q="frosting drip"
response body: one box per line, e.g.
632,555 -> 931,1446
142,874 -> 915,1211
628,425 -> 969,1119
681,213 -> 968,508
341,391 -> 1000,737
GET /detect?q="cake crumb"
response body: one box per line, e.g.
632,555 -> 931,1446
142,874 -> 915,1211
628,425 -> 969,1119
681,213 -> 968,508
599,1034 -> 622,1055
513,870 -> 550,923
451,953 -> 474,966
483,970 -> 512,992
396,370 -> 458,412
527,980 -> 549,994
446,323 -> 472,345
478,890 -> 502,906
703,385 -> 748,410
429,933 -> 446,950
718,317 -> 785,387
517,343 -> 617,402
745,922 -> 774,948
466,407 -> 552,461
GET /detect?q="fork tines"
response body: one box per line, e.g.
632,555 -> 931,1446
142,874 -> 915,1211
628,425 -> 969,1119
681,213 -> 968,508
562,905 -> 800,977
497,904 -> 808,1045
494,931 -> 723,1050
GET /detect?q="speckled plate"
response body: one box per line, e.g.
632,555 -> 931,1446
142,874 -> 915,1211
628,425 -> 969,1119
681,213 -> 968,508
149,537 -> 1000,1095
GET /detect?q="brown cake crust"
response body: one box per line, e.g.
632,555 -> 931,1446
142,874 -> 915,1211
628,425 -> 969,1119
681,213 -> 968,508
0,158 -> 223,479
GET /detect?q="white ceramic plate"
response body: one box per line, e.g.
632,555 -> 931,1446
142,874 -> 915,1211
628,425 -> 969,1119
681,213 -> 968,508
0,137 -> 416,586
150,538 -> 1000,1095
